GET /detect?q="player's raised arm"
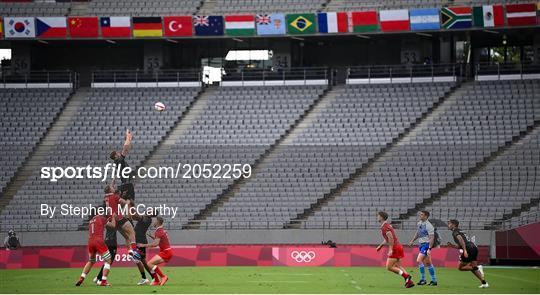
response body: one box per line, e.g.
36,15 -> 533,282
121,129 -> 133,156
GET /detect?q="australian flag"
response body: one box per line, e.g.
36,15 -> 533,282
194,15 -> 224,36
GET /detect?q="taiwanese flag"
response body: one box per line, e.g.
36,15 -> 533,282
133,17 -> 163,37
68,17 -> 99,38
506,3 -> 537,26
163,16 -> 192,37
100,17 -> 131,38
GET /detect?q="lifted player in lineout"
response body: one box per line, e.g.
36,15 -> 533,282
447,219 -> 489,288
137,216 -> 173,286
76,210 -> 116,287
376,211 -> 415,288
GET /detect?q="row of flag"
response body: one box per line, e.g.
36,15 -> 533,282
1,3 -> 539,39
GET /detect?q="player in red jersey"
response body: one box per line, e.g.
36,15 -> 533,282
104,180 -> 141,261
76,209 -> 116,287
376,211 -> 415,288
137,216 -> 172,286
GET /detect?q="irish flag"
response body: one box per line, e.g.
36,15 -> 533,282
349,11 -> 378,32
225,15 -> 255,36
473,5 -> 504,27
379,9 -> 410,32
506,3 -> 537,26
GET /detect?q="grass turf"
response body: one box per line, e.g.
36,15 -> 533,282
0,266 -> 538,293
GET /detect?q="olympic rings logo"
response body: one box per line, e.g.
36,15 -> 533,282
291,251 -> 316,263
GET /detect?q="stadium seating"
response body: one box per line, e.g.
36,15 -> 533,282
307,80 -> 539,229
135,85 -> 327,228
204,83 -> 455,229
210,0 -> 326,14
0,88 -> 71,194
87,0 -> 201,17
0,87 -> 200,232
0,1 -> 70,16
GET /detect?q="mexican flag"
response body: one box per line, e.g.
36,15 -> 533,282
225,15 -> 255,36
473,5 -> 504,27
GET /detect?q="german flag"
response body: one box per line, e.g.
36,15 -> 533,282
133,17 -> 162,37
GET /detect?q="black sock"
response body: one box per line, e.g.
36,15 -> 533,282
481,280 -> 486,284
141,272 -> 146,279
96,266 -> 104,280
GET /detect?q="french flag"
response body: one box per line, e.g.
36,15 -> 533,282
317,12 -> 348,33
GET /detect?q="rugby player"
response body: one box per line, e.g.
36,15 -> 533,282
447,219 -> 489,288
376,211 -> 415,288
132,212 -> 156,285
137,216 -> 172,286
76,210 -> 116,287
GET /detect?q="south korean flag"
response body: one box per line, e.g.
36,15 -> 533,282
5,17 -> 36,38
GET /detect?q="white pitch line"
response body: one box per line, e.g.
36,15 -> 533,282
258,273 -> 314,276
486,272 -> 540,284
247,280 -> 309,283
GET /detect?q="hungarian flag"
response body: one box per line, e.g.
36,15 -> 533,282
441,7 -> 472,29
133,17 -> 163,37
100,17 -> 131,38
36,17 -> 67,38
349,11 -> 378,32
473,5 -> 504,27
286,13 -> 316,34
163,16 -> 192,37
379,9 -> 410,32
506,3 -> 537,26
225,15 -> 255,36
317,12 -> 347,33
68,17 -> 98,38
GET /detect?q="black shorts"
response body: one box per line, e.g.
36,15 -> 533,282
118,183 -> 135,200
460,246 -> 478,263
117,217 -> 130,228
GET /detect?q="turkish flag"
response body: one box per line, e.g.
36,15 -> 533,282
163,16 -> 192,37
68,17 -> 98,38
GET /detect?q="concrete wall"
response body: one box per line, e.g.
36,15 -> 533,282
12,229 -> 495,248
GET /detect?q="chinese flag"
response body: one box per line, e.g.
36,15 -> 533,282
68,17 -> 99,38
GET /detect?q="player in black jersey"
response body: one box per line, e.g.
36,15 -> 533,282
132,213 -> 156,285
109,129 -> 135,201
447,219 -> 489,288
94,226 -> 117,285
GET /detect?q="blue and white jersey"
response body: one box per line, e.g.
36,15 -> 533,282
416,220 -> 434,244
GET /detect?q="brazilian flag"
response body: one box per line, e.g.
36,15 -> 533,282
286,13 -> 316,34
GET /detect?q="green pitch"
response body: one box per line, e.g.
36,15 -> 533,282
0,266 -> 538,293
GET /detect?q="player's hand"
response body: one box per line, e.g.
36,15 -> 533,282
463,251 -> 468,258
408,241 -> 413,247
137,243 -> 144,248
376,245 -> 382,252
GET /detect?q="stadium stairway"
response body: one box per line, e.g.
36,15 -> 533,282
183,84 -> 337,229
284,81 -> 466,229
395,112 -> 540,228
197,0 -> 214,15
0,87 -> 89,212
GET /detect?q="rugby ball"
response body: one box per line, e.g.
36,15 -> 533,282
154,102 -> 166,112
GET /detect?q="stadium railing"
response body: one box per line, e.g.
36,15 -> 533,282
220,67 -> 329,86
347,63 -> 462,84
0,70 -> 75,88
499,210 -> 540,230
91,69 -> 202,87
475,62 -> 540,80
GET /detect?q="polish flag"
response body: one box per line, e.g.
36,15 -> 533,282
379,9 -> 410,32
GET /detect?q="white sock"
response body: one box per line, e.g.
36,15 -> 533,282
102,276 -> 107,281
81,273 -> 86,278
399,270 -> 403,275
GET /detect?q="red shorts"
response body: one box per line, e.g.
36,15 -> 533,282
88,239 -> 109,257
157,248 -> 173,262
389,244 -> 405,259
